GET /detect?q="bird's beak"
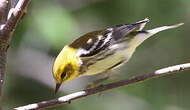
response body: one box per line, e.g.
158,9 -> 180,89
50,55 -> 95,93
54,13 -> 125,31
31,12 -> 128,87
55,83 -> 62,94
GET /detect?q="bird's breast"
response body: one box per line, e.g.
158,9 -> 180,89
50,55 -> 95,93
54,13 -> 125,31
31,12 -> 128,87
79,43 -> 136,76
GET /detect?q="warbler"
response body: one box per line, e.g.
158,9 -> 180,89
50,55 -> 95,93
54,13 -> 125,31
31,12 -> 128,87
53,18 -> 183,92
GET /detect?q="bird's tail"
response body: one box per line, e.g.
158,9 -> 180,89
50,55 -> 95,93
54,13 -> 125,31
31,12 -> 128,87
147,23 -> 184,36
132,22 -> 184,47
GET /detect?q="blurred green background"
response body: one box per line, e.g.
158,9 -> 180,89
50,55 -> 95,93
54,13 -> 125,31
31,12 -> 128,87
2,0 -> 190,110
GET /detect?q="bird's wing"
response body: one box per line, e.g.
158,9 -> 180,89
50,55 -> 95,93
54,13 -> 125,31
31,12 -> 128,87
111,18 -> 149,41
70,19 -> 149,57
70,30 -> 112,57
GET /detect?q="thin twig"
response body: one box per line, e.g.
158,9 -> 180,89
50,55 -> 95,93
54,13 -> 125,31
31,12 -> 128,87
0,0 -> 31,106
13,63 -> 190,110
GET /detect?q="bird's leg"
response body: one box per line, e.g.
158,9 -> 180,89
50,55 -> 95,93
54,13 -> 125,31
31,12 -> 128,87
85,71 -> 111,89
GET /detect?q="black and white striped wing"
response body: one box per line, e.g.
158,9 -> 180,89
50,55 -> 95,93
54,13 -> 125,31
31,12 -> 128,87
70,20 -> 148,57
70,29 -> 112,57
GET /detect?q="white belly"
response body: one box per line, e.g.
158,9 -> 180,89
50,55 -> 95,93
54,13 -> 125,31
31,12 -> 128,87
81,47 -> 136,76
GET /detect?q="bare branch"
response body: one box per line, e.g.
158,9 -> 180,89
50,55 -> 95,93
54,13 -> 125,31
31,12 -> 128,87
0,0 -> 31,104
0,0 -> 9,24
0,39 -> 8,108
0,0 -> 10,103
1,0 -> 30,40
13,63 -> 190,110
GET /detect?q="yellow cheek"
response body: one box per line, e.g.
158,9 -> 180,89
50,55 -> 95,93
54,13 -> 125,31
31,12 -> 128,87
53,45 -> 80,83
53,71 -> 62,84
64,71 -> 78,82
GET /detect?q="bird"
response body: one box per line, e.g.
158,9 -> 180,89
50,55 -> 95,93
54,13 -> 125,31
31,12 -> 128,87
52,18 -> 183,93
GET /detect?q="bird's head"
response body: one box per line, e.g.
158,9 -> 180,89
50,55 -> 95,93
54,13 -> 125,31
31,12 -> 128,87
53,45 -> 81,93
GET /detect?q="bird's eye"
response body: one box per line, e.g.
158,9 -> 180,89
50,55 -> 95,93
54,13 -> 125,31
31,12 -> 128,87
61,72 -> 66,79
